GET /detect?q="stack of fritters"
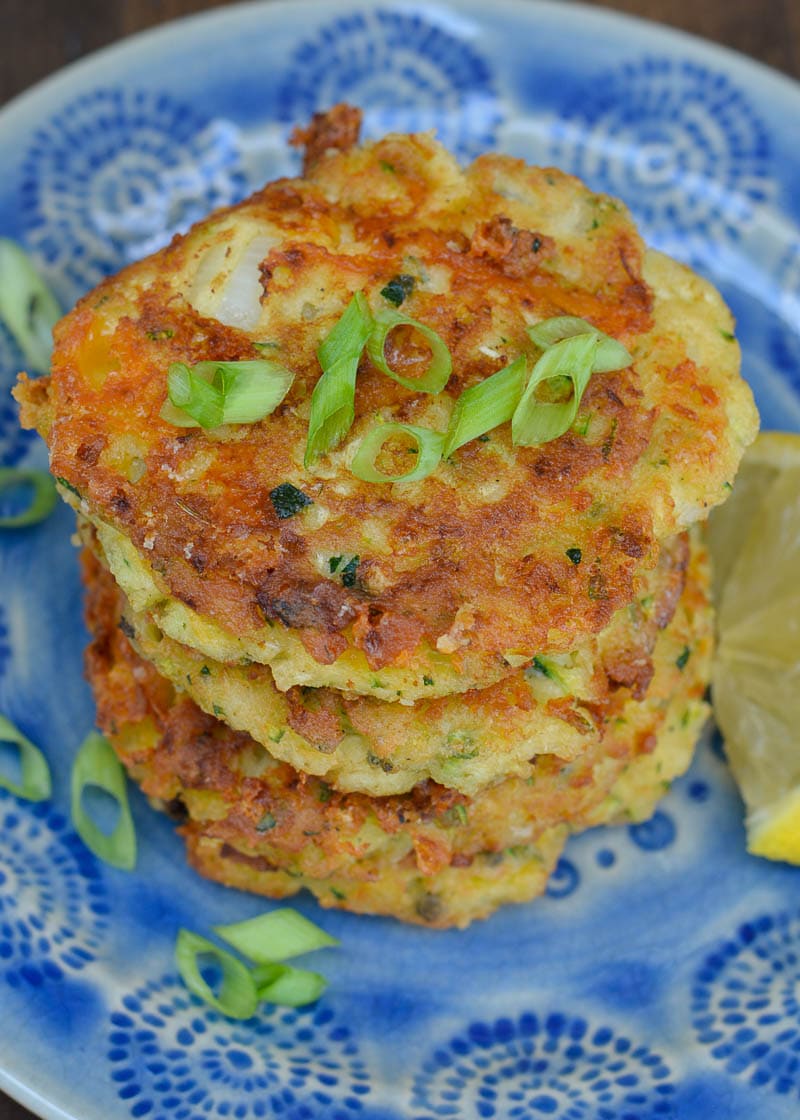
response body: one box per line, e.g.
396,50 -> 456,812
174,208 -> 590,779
16,108 -> 757,926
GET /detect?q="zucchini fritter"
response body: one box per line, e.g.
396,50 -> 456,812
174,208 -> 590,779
16,108 -> 756,697
81,536 -> 712,928
90,529 -> 693,797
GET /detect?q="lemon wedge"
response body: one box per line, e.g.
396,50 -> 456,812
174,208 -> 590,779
709,431 -> 800,861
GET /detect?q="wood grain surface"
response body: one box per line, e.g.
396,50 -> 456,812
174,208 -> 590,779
0,2 -> 798,1119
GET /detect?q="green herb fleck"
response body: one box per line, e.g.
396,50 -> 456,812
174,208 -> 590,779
367,752 -> 394,773
340,555 -> 359,588
454,804 -> 468,826
601,418 -> 618,460
477,434 -> 491,443
200,665 -> 211,677
719,329 -> 736,342
318,783 -> 332,804
330,887 -> 347,901
212,704 -> 225,718
55,476 -> 82,500
566,547 -> 582,565
256,811 -> 277,832
328,556 -> 342,573
531,656 -> 557,680
423,675 -> 434,687
380,274 -> 415,307
269,728 -> 286,744
146,328 -> 174,341
676,646 -> 691,671
253,340 -> 282,351
269,483 -> 313,519
379,160 -> 396,173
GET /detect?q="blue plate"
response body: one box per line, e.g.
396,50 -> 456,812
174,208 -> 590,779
2,3 -> 800,1118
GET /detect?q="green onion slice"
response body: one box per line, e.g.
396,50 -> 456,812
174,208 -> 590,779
351,422 -> 444,484
175,929 -> 259,1020
162,359 -> 295,429
527,315 -> 632,373
366,308 -> 452,393
305,292 -> 373,466
0,468 -> 58,529
214,908 -> 339,963
443,355 -> 527,458
512,334 -> 598,447
0,714 -> 52,801
70,731 -> 136,869
252,962 -> 328,1007
0,238 -> 61,372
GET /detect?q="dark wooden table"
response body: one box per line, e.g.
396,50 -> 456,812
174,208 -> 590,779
1,2 -> 798,1119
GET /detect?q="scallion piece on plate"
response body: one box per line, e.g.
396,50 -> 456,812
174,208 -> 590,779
512,333 -> 598,447
305,292 -> 373,466
161,359 -> 295,429
70,731 -> 136,869
443,355 -> 527,457
0,238 -> 61,372
252,962 -> 328,1007
214,908 -> 339,963
527,315 -> 632,372
351,422 -> 444,484
0,468 -> 58,529
366,308 -> 452,393
0,713 -> 52,802
175,929 -> 259,1020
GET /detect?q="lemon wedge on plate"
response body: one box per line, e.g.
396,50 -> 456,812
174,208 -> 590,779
709,431 -> 800,861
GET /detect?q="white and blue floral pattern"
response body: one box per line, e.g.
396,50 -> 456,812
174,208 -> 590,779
21,89 -> 246,299
410,1012 -> 675,1119
107,978 -> 370,1120
1,2 -> 800,1118
276,9 -> 502,160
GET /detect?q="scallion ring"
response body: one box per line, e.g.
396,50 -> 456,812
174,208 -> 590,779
0,238 -> 61,372
214,908 -> 339,963
305,292 -> 373,466
527,315 -> 632,373
0,714 -> 52,801
70,731 -> 136,869
351,422 -> 444,484
0,468 -> 58,528
161,359 -> 295,429
512,333 -> 598,447
252,962 -> 328,1007
442,355 -> 527,458
175,929 -> 259,1020
366,308 -> 452,393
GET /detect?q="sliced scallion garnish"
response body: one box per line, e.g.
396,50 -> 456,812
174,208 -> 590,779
70,731 -> 136,869
196,359 -> 294,424
175,929 -> 259,1020
0,238 -> 61,372
0,468 -> 58,528
443,355 -> 527,458
527,315 -> 632,373
512,333 -> 598,447
161,359 -> 295,429
214,908 -> 339,963
351,422 -> 444,484
366,308 -> 452,393
305,292 -> 373,466
252,962 -> 327,1007
0,714 -> 52,801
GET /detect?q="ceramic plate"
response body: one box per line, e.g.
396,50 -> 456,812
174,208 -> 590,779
2,2 -> 800,1118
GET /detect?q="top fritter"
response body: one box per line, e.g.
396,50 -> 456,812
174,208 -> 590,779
16,106 -> 758,699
